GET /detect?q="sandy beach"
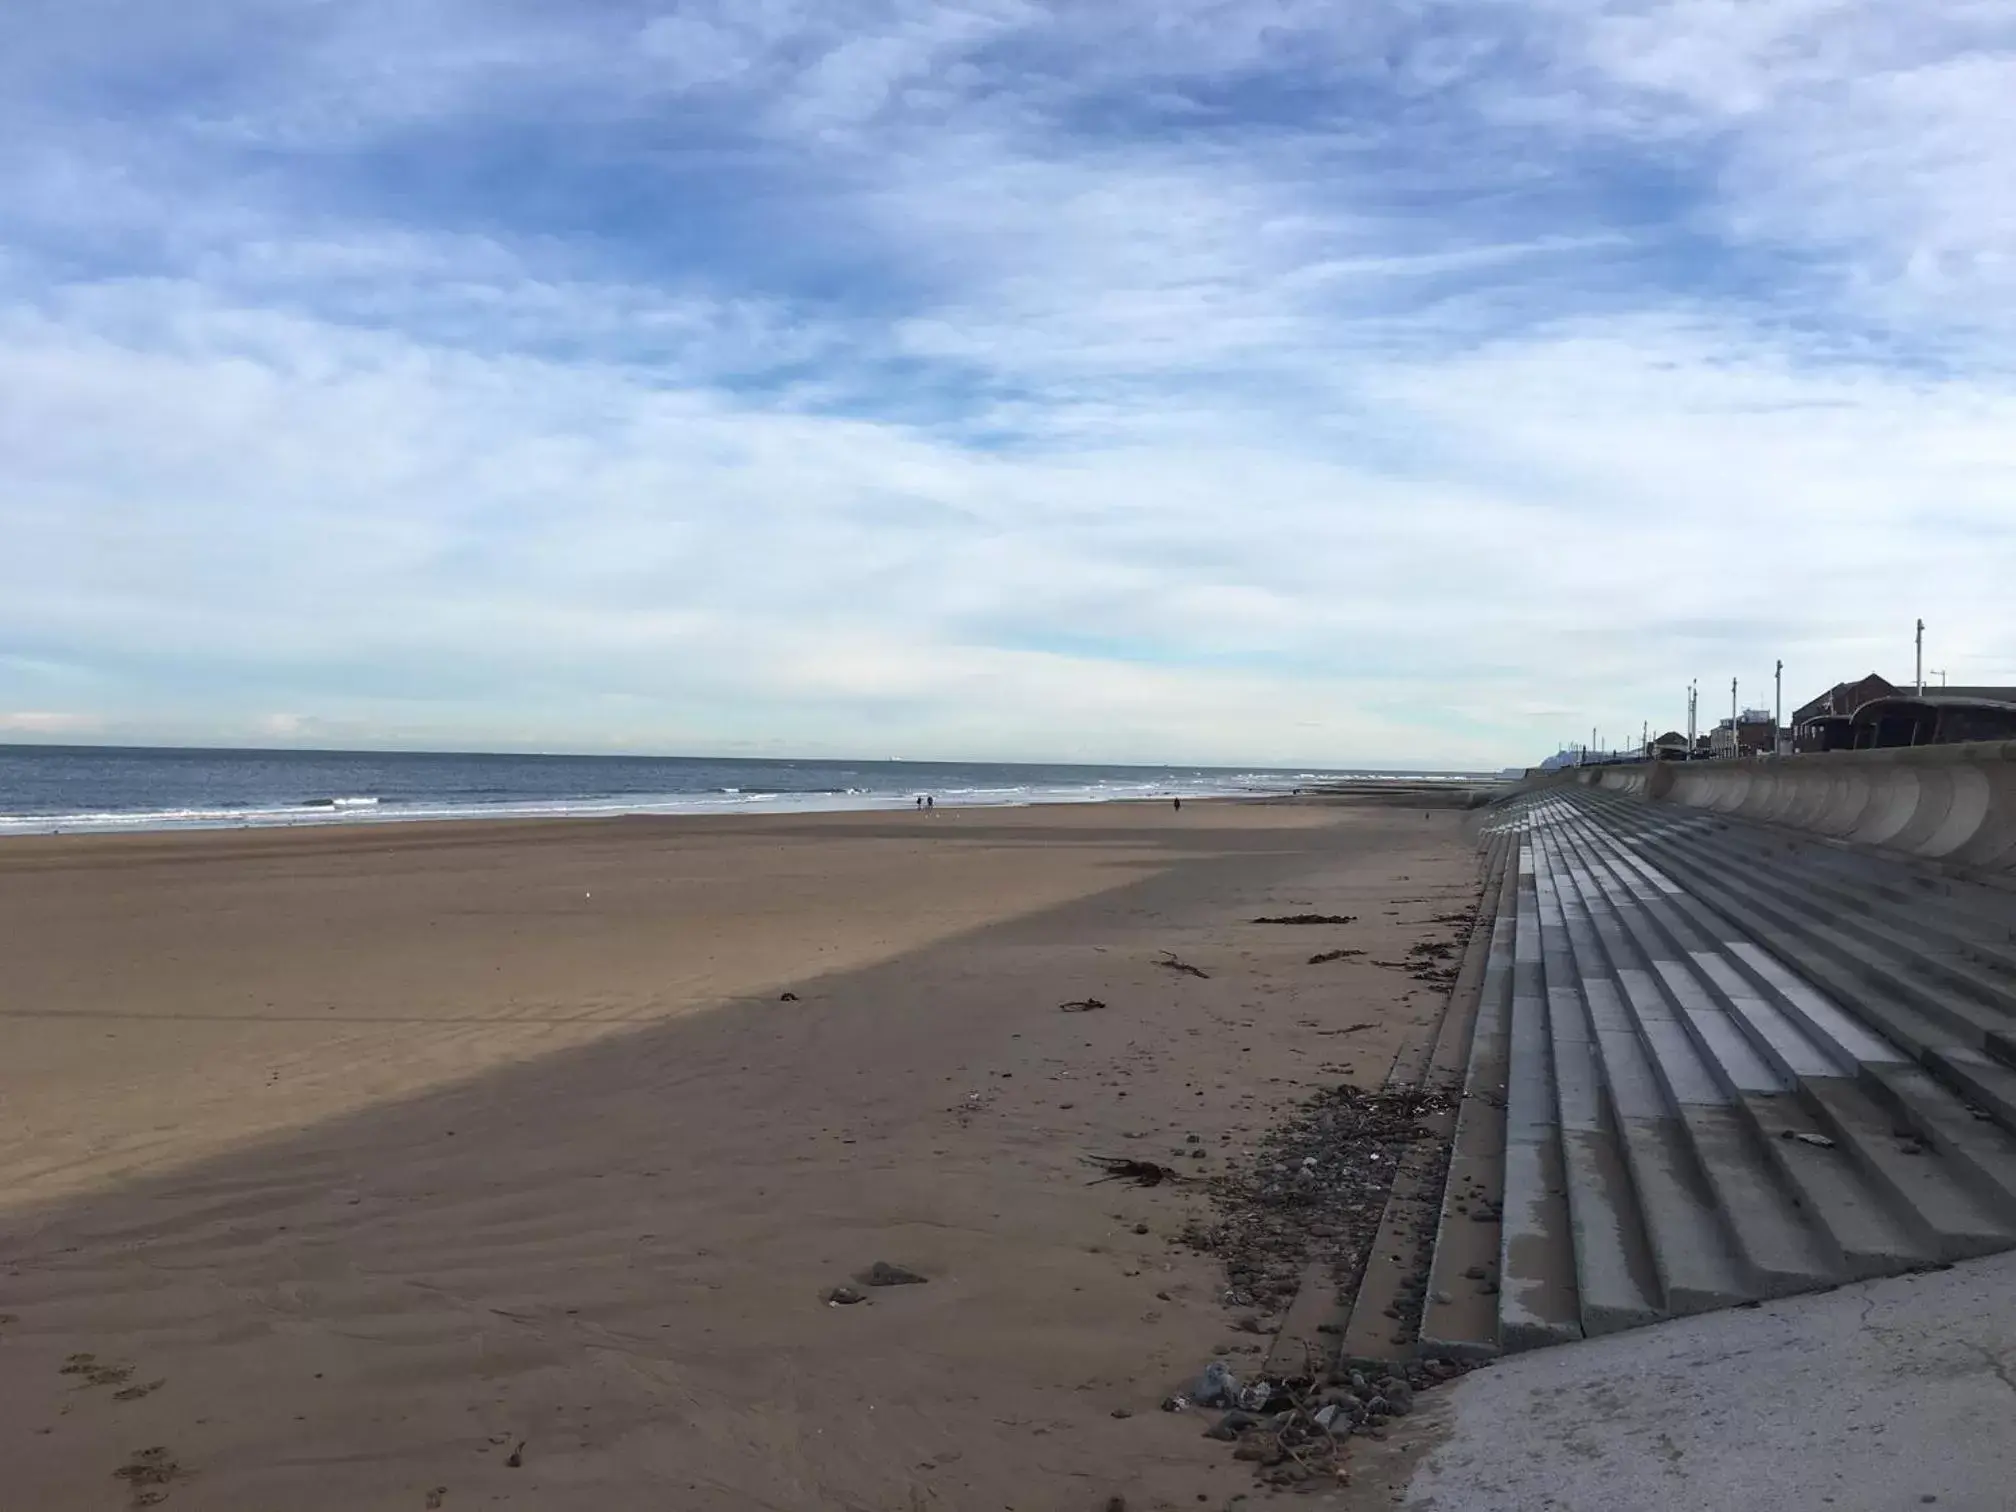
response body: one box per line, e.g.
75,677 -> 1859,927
0,798 -> 1479,1510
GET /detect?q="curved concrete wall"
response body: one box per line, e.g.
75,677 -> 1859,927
1581,741 -> 2016,876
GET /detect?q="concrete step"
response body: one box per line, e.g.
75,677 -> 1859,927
1534,814 -> 1848,1293
1529,828 -> 1664,1335
1417,840 -> 1520,1360
1336,835 -> 1515,1368
1552,814 -> 1958,1275
1553,791 -> 2016,1255
1615,800 -> 2016,981
1590,795 -> 2016,1043
1497,840 -> 1584,1351
1399,784 -> 2016,1359
1588,804 -> 2016,1072
1543,841 -> 1749,1316
1861,1060 -> 2016,1222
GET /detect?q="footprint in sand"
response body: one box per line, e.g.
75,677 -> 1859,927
113,1445 -> 184,1506
61,1353 -> 133,1389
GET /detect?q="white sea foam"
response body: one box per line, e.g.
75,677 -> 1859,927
0,765 -> 1478,837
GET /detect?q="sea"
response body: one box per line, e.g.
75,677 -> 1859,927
0,745 -> 1480,837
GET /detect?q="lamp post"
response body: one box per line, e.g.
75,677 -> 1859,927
1775,659 -> 1784,757
1730,677 -> 1738,759
1916,619 -> 1926,696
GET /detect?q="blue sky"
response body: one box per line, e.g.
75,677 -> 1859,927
3,1 -> 2014,767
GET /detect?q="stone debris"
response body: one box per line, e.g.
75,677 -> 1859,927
1178,1367 -> 1435,1489
1178,1084 -> 1453,1324
1191,1361 -> 1240,1408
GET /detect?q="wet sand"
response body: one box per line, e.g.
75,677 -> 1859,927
0,800 -> 1479,1510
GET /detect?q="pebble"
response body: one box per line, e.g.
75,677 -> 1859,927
864,1262 -> 928,1287
1203,1411 -> 1259,1441
825,1286 -> 865,1305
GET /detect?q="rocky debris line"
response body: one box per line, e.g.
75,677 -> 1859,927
1164,1356 -> 1474,1490
1372,938 -> 1464,986
1252,914 -> 1359,926
1403,939 -> 1461,985
1059,997 -> 1108,1013
1178,1085 -> 1455,1328
1307,948 -> 1367,965
1155,953 -> 1210,979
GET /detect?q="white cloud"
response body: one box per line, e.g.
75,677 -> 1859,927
1,1 -> 2013,766
0,711 -> 102,735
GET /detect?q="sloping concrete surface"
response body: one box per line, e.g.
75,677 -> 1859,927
1401,1251 -> 2016,1512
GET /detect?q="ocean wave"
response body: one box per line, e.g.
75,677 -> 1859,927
0,772 -> 1343,836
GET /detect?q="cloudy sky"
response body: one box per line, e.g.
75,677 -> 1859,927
3,2 -> 2013,768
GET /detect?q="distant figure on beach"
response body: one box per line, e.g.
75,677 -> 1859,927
915,796 -> 923,810
1173,797 -> 1182,811
926,795 -> 935,812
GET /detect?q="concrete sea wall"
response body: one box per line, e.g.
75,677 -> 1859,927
1559,741 -> 2016,876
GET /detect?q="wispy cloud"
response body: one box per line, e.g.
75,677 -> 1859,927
1,1 -> 2012,764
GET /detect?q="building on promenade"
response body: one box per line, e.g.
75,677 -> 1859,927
1791,672 -> 2016,751
1710,708 -> 1779,757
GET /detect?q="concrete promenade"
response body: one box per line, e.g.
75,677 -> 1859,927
1400,1248 -> 2016,1512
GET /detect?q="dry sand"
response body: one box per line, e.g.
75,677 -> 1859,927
0,799 -> 1479,1511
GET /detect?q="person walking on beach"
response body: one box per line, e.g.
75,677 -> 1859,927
926,795 -> 935,813
1173,797 -> 1182,812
